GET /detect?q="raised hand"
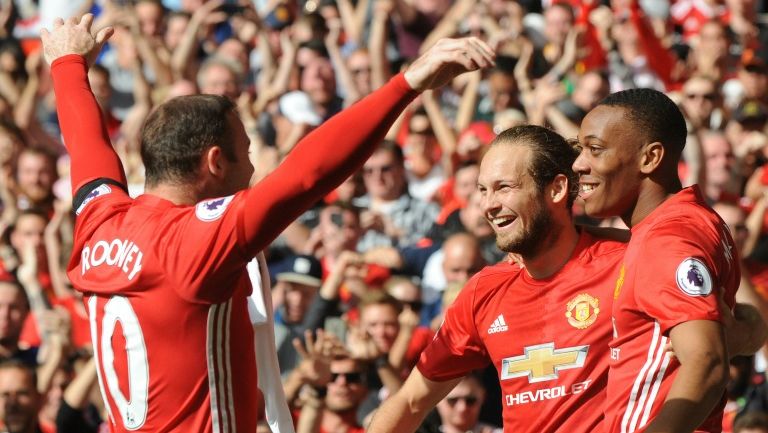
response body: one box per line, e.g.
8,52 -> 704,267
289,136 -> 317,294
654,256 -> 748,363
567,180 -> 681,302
404,37 -> 495,92
293,329 -> 346,386
40,14 -> 114,67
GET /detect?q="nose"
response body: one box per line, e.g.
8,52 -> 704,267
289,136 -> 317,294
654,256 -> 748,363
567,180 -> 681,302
480,191 -> 499,217
572,148 -> 590,175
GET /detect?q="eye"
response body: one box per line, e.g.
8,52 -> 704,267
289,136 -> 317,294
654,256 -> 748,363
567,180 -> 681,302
587,145 -> 604,156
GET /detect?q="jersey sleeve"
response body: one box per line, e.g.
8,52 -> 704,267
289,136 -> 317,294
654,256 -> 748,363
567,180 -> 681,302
238,74 -> 418,256
633,221 -> 729,334
72,182 -> 132,246
51,55 -> 127,194
417,277 -> 490,381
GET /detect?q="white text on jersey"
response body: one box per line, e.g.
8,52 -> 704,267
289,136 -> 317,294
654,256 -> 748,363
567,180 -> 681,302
505,379 -> 592,406
487,314 -> 509,334
82,239 -> 144,280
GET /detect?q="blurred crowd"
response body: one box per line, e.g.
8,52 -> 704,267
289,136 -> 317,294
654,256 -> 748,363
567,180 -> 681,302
3,0 -> 768,432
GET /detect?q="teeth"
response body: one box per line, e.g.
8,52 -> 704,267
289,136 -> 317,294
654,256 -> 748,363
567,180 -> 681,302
581,184 -> 596,193
492,217 -> 515,226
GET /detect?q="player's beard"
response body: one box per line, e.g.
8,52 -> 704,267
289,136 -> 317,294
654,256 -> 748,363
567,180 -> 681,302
495,195 -> 552,258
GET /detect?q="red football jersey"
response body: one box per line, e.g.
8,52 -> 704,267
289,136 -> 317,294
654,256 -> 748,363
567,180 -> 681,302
417,230 -> 625,433
604,186 -> 739,433
71,189 -> 259,433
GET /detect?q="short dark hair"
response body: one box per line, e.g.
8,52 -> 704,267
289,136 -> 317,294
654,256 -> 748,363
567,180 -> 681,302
596,89 -> 688,163
374,140 -> 405,166
140,95 -> 237,186
491,125 -> 579,209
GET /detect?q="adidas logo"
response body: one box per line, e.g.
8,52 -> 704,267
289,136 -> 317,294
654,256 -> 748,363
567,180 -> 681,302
487,314 -> 509,334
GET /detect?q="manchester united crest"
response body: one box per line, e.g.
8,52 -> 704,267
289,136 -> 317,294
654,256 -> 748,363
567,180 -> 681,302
565,294 -> 600,329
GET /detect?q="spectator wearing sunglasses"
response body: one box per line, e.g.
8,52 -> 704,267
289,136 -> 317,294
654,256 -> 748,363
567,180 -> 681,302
436,372 -> 501,433
323,357 -> 369,433
680,75 -> 723,132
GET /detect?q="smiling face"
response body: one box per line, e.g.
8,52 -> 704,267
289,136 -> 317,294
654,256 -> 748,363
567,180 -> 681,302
573,105 -> 644,221
478,144 -> 553,256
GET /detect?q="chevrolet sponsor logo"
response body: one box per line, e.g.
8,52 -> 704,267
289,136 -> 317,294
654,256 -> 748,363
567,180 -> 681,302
500,343 -> 589,383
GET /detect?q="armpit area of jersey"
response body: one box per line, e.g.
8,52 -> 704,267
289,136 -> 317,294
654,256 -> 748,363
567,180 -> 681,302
73,178 -> 128,214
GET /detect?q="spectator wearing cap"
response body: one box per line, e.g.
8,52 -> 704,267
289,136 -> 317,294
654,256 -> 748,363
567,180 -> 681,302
273,254 -> 323,378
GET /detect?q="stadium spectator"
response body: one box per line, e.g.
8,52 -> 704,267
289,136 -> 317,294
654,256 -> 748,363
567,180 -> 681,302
273,254 -> 323,377
14,148 -> 56,214
0,281 -> 33,366
356,141 -> 439,250
436,373 -> 500,433
0,360 -> 42,433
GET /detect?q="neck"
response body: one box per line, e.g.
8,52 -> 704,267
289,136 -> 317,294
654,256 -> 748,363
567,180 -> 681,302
371,195 -> 400,207
321,409 -> 356,433
144,184 -> 200,206
625,179 -> 681,228
442,423 -> 476,433
520,221 -> 580,279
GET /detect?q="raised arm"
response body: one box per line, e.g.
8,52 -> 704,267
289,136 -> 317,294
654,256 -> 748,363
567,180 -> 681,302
42,14 -> 127,194
240,38 -> 495,254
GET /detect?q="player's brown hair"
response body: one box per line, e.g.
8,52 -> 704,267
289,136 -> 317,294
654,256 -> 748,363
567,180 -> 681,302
491,125 -> 580,209
140,95 -> 238,187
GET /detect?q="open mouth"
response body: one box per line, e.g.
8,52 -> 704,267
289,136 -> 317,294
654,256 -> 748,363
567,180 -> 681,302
490,215 -> 516,229
579,181 -> 599,199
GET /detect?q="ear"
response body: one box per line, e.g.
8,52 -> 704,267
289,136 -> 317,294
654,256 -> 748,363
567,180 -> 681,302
203,146 -> 226,178
549,173 -> 570,205
639,141 -> 664,175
